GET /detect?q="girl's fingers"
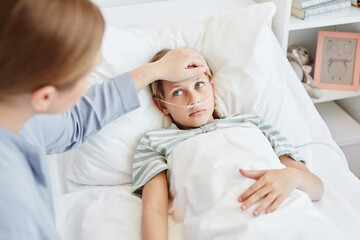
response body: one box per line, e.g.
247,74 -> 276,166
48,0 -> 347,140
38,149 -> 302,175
253,192 -> 277,217
240,184 -> 271,211
238,178 -> 265,202
239,168 -> 266,180
266,194 -> 286,214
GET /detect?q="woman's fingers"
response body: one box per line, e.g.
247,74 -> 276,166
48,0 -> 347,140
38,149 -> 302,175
178,52 -> 209,80
159,48 -> 210,81
185,53 -> 210,75
181,66 -> 207,80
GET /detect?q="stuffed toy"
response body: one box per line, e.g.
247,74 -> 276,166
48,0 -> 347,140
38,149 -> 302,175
287,45 -> 322,99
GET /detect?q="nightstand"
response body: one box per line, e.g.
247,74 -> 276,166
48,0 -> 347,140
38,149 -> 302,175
259,0 -> 360,103
315,101 -> 360,178
258,0 -> 360,176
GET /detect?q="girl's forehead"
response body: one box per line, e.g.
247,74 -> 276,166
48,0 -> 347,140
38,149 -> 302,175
162,74 -> 209,89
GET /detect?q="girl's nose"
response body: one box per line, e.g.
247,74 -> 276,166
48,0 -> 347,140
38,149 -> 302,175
188,90 -> 200,105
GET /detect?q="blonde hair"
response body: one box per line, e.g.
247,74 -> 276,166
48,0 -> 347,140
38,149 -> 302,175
0,0 -> 105,99
149,49 -> 221,119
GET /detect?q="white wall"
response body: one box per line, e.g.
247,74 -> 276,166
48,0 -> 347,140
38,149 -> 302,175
92,0 -> 167,8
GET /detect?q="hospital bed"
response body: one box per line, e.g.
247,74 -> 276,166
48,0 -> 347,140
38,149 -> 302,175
48,0 -> 360,239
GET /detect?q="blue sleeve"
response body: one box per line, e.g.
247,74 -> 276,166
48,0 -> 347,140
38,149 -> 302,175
0,201 -> 58,240
41,72 -> 140,154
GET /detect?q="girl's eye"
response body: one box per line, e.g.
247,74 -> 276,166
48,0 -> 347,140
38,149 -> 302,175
195,82 -> 204,88
173,90 -> 183,96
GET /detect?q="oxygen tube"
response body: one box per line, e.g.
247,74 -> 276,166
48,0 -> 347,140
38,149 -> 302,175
156,94 -> 211,109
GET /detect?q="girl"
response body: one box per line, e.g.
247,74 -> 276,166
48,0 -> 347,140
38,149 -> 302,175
132,49 -> 325,240
0,1 -> 209,239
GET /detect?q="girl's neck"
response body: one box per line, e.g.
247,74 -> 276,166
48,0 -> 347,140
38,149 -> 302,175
0,96 -> 34,134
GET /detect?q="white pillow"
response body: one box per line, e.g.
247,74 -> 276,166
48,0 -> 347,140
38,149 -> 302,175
67,2 -> 312,186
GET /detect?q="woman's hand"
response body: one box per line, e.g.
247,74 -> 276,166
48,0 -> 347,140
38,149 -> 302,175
130,48 -> 210,91
155,48 -> 210,82
237,168 -> 300,217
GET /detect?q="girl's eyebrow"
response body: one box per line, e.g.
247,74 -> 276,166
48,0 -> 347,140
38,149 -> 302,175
169,76 -> 203,91
170,85 -> 181,91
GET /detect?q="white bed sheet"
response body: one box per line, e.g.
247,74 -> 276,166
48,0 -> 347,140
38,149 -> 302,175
54,144 -> 360,240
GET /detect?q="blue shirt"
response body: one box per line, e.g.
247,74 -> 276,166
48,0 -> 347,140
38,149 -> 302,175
0,73 -> 140,239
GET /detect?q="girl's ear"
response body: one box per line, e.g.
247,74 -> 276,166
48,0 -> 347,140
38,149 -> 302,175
153,97 -> 170,115
210,80 -> 215,94
30,86 -> 57,112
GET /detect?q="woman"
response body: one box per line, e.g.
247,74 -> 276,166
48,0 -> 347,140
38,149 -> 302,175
0,0 -> 209,239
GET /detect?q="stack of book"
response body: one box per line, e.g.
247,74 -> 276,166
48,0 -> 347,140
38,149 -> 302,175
351,0 -> 360,7
291,0 -> 351,20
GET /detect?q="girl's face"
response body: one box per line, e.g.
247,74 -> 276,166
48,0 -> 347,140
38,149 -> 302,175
155,74 -> 215,129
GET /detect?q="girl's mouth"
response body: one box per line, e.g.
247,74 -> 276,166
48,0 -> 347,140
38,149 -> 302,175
189,109 -> 205,117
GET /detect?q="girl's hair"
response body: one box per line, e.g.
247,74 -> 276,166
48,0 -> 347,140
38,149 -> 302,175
149,49 -> 221,119
0,0 -> 105,99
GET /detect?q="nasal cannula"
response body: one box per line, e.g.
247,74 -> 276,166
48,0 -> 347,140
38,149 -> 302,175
156,94 -> 211,109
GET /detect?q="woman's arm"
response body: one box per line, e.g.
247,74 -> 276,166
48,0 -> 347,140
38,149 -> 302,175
41,72 -> 140,154
141,171 -> 169,240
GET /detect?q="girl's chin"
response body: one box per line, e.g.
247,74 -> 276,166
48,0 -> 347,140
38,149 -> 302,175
177,117 -> 213,129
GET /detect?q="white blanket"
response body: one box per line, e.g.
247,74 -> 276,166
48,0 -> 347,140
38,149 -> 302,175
55,185 -> 142,240
167,126 -> 342,240
55,127 -> 355,240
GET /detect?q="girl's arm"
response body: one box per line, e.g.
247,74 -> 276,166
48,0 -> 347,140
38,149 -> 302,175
238,155 -> 324,216
279,154 -> 323,200
141,171 -> 169,240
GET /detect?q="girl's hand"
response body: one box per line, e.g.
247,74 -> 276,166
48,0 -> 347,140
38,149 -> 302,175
237,168 -> 300,217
